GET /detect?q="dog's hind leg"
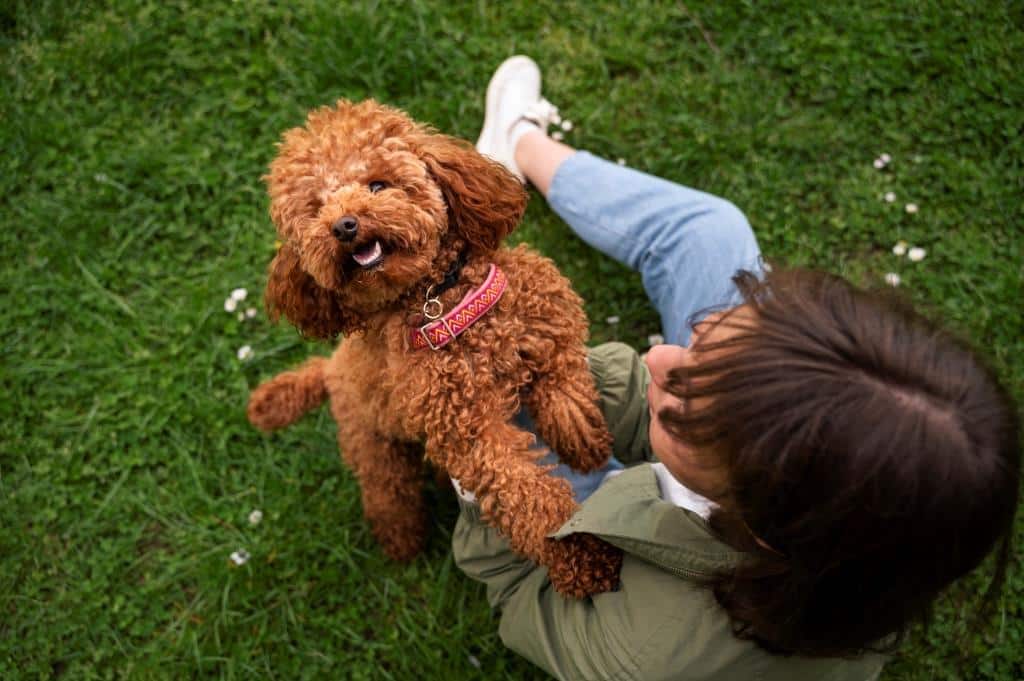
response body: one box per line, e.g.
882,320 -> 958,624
248,356 -> 329,431
340,431 -> 428,562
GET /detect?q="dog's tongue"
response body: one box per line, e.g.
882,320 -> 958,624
352,240 -> 383,266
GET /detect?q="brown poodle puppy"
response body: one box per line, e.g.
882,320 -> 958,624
247,99 -> 622,598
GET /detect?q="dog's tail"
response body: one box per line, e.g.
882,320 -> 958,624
247,356 -> 329,431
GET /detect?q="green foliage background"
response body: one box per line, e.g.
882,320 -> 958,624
1,1 -> 1021,678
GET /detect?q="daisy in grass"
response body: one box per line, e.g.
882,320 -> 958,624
225,287 -> 248,313
229,549 -> 251,566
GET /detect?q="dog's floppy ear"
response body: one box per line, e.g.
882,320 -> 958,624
264,243 -> 345,340
416,133 -> 528,252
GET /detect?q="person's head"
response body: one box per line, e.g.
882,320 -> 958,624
648,268 -> 1021,657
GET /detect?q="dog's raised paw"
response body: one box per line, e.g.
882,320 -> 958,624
246,358 -> 328,431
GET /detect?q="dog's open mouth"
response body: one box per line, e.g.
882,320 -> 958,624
351,240 -> 385,269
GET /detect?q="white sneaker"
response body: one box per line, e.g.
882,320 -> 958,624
476,55 -> 560,183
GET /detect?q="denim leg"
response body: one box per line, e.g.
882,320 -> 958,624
548,151 -> 763,346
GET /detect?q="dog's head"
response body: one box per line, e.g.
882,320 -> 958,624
262,99 -> 527,339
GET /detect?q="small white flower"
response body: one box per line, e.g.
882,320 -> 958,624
230,288 -> 248,301
224,297 -> 238,313
237,312 -> 245,321
884,272 -> 901,287
884,191 -> 896,203
229,549 -> 251,566
551,112 -> 562,125
873,158 -> 885,169
647,333 -> 665,347
892,240 -> 908,256
468,655 -> 481,669
237,345 -> 254,361
248,509 -> 263,526
551,131 -> 564,141
617,158 -> 626,166
606,315 -> 620,325
560,119 -> 573,131
245,307 -> 258,319
907,247 -> 926,262
905,203 -> 919,214
880,153 -> 892,164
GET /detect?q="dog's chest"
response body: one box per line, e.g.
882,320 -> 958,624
327,317 -> 527,440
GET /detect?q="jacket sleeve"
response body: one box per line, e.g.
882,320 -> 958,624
452,502 -> 684,681
451,343 -> 666,679
587,342 -> 654,465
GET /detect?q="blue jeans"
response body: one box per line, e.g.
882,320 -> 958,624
533,151 -> 762,502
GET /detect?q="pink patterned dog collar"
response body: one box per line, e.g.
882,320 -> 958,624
410,264 -> 507,351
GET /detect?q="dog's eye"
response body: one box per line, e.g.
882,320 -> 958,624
368,180 -> 388,194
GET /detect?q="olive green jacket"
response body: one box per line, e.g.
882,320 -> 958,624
453,343 -> 886,681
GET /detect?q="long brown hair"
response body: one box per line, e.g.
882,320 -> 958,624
659,268 -> 1021,657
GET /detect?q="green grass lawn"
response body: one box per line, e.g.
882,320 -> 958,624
2,1 -> 1022,678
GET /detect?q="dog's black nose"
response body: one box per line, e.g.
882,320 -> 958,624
331,216 -> 358,241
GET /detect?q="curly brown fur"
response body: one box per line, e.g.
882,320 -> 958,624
249,99 -> 621,596
248,356 -> 329,431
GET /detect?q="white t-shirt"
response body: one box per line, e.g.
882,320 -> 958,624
605,463 -> 716,520
453,462 -> 717,520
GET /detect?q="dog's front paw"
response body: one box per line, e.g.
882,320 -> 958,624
247,383 -> 293,431
246,358 -> 328,431
545,533 -> 623,599
529,382 -> 614,473
555,421 -> 614,474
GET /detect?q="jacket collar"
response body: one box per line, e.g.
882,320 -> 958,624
551,464 -> 746,578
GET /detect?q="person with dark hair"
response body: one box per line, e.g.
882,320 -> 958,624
452,56 -> 1021,680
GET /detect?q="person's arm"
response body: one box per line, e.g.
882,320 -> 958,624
587,342 -> 654,465
453,501 -> 683,680
451,342 -> 671,679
